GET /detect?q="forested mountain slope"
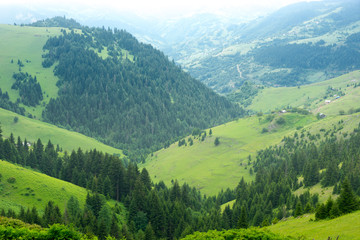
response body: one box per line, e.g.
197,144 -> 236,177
0,19 -> 243,155
39,20 -> 243,154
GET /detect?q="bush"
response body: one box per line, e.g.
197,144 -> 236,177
261,128 -> 269,133
7,177 -> 16,184
276,117 -> 286,125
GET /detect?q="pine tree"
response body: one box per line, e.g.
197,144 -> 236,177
304,202 -> 313,213
337,178 -> 359,214
43,201 -> 62,226
293,202 -> 302,217
145,223 -> 156,240
329,203 -> 341,219
238,205 -> 248,229
140,168 -> 152,191
66,196 -> 80,223
315,204 -> 327,220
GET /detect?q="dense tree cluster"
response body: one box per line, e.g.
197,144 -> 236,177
40,26 -> 244,154
11,72 -> 43,107
1,119 -> 360,239
253,41 -> 360,86
0,88 -> 25,116
0,196 -> 121,239
27,16 -> 82,29
0,126 -> 232,239
227,81 -> 260,106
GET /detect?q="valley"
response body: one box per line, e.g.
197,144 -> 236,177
0,1 -> 360,238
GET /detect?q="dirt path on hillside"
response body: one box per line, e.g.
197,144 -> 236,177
237,64 -> 243,78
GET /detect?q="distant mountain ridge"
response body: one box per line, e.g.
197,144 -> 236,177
140,0 -> 360,94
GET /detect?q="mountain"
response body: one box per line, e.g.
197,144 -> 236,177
139,0 -> 360,94
0,19 -> 244,155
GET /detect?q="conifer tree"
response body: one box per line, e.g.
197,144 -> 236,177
293,202 -> 302,217
238,205 -> 248,229
337,177 -> 359,214
145,223 -> 156,240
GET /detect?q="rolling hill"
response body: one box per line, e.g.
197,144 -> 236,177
0,107 -> 123,155
248,70 -> 360,115
0,24 -> 68,119
142,111 -> 360,196
0,159 -> 127,218
0,159 -> 87,214
0,19 -> 243,153
266,211 -> 360,240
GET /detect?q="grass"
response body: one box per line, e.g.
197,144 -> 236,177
266,211 -> 360,239
143,113 -> 316,196
0,107 -> 123,155
143,112 -> 360,196
294,183 -> 337,203
220,199 -> 236,212
0,24 -> 65,120
249,70 -> 360,115
0,160 -> 126,223
0,159 -> 88,215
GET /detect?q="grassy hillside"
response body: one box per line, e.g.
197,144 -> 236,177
0,107 -> 123,155
143,112 -> 360,196
0,159 -> 87,214
249,70 -> 360,114
0,24 -> 68,119
143,113 -> 315,195
266,211 -> 360,239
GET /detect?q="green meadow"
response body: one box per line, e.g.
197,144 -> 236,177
143,113 -> 316,196
0,107 -> 123,155
0,159 -> 126,222
143,112 -> 360,196
0,24 -> 66,119
0,159 -> 87,214
249,70 -> 360,115
266,211 -> 360,239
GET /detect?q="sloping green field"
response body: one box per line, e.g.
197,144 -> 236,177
0,107 -> 123,155
143,113 -> 316,196
143,112 -> 360,196
0,24 -> 66,119
266,211 -> 360,240
0,159 -> 125,222
0,159 -> 87,214
249,70 -> 360,115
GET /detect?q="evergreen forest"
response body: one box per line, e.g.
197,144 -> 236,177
39,25 -> 243,155
1,118 -> 359,239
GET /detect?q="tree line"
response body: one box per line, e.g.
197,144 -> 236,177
1,119 -> 360,239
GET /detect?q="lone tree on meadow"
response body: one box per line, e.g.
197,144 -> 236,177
214,137 -> 220,146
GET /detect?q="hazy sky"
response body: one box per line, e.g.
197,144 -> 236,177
1,0 -> 320,19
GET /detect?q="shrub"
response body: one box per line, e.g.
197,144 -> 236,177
276,117 -> 286,125
7,177 -> 16,184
